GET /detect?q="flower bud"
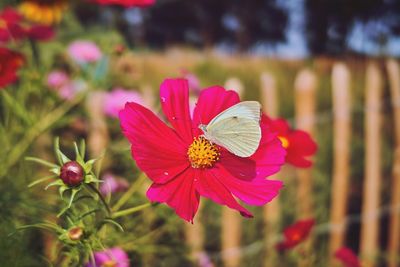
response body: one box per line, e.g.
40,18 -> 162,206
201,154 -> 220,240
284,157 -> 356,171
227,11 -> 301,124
60,161 -> 84,186
67,226 -> 83,241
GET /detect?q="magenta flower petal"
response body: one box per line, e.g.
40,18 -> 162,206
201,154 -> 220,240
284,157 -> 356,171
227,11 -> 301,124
147,168 -> 199,222
120,102 -> 189,184
87,247 -> 130,267
160,79 -> 193,143
215,165 -> 283,205
195,169 -> 253,218
67,40 -> 102,64
192,86 -> 240,135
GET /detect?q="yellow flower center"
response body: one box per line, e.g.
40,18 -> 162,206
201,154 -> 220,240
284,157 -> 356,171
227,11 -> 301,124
187,136 -> 220,168
102,260 -> 117,267
278,136 -> 290,149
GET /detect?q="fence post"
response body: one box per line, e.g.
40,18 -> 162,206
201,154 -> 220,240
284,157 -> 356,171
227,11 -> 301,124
294,69 -> 317,267
86,91 -> 109,159
360,62 -> 383,267
329,62 -> 352,261
260,72 -> 281,267
185,204 -> 204,263
386,59 -> 400,267
220,77 -> 245,267
294,69 -> 317,217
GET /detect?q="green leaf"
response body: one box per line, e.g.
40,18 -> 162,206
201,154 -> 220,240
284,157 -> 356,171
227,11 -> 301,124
67,188 -> 80,209
79,140 -> 86,160
28,175 -> 56,188
50,167 -> 60,175
54,137 -> 70,164
45,180 -> 64,190
73,142 -> 84,165
101,218 -> 124,232
25,157 -> 58,168
59,186 -> 70,199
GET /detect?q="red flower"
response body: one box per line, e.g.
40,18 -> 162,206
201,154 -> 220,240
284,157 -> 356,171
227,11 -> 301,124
267,117 -> 317,168
93,0 -> 155,8
276,219 -> 315,251
335,247 -> 361,267
25,25 -> 55,41
0,47 -> 24,89
0,7 -> 54,43
120,79 -> 286,222
0,7 -> 25,42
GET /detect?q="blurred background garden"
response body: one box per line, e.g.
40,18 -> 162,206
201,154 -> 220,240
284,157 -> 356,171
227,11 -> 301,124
1,0 -> 400,266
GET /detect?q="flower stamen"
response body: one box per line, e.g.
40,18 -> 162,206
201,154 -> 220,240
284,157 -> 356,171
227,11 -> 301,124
187,136 -> 220,168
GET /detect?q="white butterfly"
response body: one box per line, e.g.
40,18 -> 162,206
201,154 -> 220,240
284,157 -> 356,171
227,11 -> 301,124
199,101 -> 262,157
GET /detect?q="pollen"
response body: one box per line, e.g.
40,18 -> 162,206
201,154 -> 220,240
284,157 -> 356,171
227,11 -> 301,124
278,136 -> 290,149
187,136 -> 220,168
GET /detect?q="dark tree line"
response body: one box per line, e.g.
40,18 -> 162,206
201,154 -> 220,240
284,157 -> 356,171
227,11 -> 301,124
73,0 -> 400,55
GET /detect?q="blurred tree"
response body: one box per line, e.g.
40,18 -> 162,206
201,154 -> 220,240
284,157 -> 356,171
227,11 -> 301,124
304,0 -> 400,55
144,0 -> 288,50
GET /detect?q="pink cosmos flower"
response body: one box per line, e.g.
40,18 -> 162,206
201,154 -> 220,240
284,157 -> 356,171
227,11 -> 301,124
100,173 -> 129,195
86,247 -> 130,267
334,247 -> 361,267
180,69 -> 202,95
47,70 -> 69,88
47,71 -> 86,100
67,40 -> 102,64
104,88 -> 144,118
119,78 -> 286,222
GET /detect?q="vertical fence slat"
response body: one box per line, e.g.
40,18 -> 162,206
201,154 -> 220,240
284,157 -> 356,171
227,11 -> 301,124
360,62 -> 383,267
86,91 -> 109,158
260,72 -> 281,267
386,59 -> 400,267
185,204 -> 204,263
329,63 -> 351,259
220,77 -> 245,267
294,69 -> 317,217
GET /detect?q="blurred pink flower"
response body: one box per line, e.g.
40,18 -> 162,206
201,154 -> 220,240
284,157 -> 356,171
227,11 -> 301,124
67,40 -> 102,64
100,173 -> 129,195
181,69 -> 201,95
86,247 -> 130,267
47,70 -> 69,88
198,251 -> 214,267
47,71 -> 86,100
104,88 -> 144,118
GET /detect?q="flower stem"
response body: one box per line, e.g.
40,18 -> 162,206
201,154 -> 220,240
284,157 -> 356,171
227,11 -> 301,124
112,203 -> 152,219
87,183 -> 111,216
112,172 -> 147,211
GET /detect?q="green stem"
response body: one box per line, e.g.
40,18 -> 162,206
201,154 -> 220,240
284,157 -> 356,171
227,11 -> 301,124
1,93 -> 86,178
112,173 -> 147,211
88,183 -> 111,216
112,203 -> 152,219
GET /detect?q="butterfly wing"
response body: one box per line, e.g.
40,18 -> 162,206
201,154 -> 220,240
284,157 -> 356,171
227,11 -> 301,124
207,101 -> 261,126
205,117 -> 261,157
204,101 -> 262,157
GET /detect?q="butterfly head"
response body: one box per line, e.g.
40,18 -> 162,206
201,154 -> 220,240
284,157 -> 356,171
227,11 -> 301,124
198,124 -> 207,133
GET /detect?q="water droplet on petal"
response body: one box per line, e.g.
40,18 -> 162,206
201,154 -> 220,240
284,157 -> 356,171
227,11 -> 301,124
164,171 -> 169,176
161,97 -> 166,103
172,116 -> 177,120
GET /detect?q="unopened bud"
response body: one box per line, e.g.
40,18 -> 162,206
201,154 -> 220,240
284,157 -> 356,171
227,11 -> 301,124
60,161 -> 84,186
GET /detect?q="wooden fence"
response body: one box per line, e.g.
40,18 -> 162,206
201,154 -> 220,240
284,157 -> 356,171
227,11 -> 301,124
185,60 -> 400,267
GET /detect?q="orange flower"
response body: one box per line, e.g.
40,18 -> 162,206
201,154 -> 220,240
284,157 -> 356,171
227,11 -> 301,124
19,0 -> 67,25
